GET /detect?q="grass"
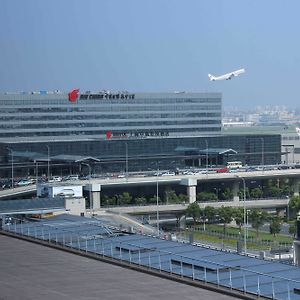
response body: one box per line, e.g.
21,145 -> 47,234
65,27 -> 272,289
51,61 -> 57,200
185,224 -> 293,251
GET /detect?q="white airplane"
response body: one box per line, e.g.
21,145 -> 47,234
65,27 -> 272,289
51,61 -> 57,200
208,68 -> 245,81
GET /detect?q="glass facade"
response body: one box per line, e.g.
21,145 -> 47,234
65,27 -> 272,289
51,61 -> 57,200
0,91 -> 281,177
0,92 -> 222,142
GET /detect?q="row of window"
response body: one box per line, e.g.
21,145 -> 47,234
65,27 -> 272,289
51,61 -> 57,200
0,127 -> 221,138
0,97 -> 221,106
0,120 -> 222,130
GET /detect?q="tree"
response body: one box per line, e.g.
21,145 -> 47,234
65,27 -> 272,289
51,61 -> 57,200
289,195 -> 300,216
269,216 -> 281,237
218,206 -> 234,235
135,196 -> 147,205
233,208 -> 244,231
248,209 -> 268,237
186,202 -> 200,226
148,195 -> 161,204
197,192 -> 218,202
204,206 -> 215,223
221,188 -> 233,200
117,192 -> 132,205
165,189 -> 180,204
250,187 -> 263,199
178,193 -> 188,203
102,195 -> 116,206
289,223 -> 296,238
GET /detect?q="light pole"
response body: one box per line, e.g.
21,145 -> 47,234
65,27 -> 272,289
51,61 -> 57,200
6,147 -> 14,189
34,160 -> 39,194
46,145 -> 50,180
236,175 -> 247,255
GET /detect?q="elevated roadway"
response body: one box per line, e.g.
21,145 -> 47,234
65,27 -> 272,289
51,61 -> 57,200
1,168 -> 299,204
100,198 -> 289,215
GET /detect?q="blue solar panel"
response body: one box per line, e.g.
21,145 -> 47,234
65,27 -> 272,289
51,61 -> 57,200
3,215 -> 300,300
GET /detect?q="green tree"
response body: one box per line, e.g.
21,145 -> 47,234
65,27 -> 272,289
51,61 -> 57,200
165,189 -> 180,204
178,193 -> 188,203
204,206 -> 216,223
289,195 -> 300,216
269,216 -> 281,237
117,192 -> 132,205
238,187 -> 250,199
248,209 -> 268,237
250,187 -> 263,199
135,196 -> 147,205
186,202 -> 200,226
148,195 -> 161,204
221,188 -> 233,200
233,208 -> 244,231
197,192 -> 218,202
289,224 -> 296,237
102,195 -> 116,206
218,206 -> 234,235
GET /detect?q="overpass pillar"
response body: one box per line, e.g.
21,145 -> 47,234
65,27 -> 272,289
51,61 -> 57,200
294,216 -> 300,266
232,181 -> 240,203
180,178 -> 197,203
85,184 -> 101,210
292,179 -> 300,196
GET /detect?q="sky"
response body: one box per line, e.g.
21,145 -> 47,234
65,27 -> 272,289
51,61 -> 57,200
0,0 -> 300,109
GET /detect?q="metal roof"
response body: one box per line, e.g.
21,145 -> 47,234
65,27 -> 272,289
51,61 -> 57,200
175,147 -> 237,155
3,215 -> 300,299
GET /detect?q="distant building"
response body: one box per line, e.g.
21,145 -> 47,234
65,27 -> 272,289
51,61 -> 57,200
0,90 -> 281,177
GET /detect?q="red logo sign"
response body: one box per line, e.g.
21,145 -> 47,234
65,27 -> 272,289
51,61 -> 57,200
68,89 -> 80,102
106,131 -> 112,140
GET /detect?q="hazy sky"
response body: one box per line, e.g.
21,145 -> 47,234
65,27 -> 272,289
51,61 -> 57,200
1,0 -> 300,109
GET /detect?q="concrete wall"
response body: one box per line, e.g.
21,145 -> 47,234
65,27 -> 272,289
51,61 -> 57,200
65,197 -> 85,216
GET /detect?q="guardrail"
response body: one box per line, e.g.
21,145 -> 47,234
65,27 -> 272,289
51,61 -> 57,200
2,220 -> 299,300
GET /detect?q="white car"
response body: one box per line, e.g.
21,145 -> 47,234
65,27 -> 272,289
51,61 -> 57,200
162,172 -> 175,176
49,176 -> 62,182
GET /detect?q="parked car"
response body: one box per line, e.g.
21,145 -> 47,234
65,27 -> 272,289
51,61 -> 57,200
49,176 -> 62,182
16,179 -> 32,186
162,171 -> 175,176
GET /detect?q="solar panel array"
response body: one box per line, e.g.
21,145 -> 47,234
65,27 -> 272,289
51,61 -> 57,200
0,197 -> 65,213
3,214 -> 300,300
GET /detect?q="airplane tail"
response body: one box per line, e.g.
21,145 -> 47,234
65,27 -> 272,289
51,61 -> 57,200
208,74 -> 214,81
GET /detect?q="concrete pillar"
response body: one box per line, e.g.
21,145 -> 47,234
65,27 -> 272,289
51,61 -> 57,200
180,178 -> 197,203
232,181 -> 240,203
90,184 -> 101,210
294,217 -> 300,265
1,214 -> 6,228
84,184 -> 101,210
292,179 -> 300,196
294,240 -> 300,266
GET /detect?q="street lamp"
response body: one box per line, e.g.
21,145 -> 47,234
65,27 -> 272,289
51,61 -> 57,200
46,145 -> 50,180
235,175 -> 247,255
6,147 -> 14,189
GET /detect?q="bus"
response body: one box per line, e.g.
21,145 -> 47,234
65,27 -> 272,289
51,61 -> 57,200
226,161 -> 243,169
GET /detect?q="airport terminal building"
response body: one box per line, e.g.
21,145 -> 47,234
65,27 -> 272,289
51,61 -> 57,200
0,90 -> 281,177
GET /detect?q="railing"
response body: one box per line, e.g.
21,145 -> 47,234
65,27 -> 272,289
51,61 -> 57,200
2,220 -> 299,300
